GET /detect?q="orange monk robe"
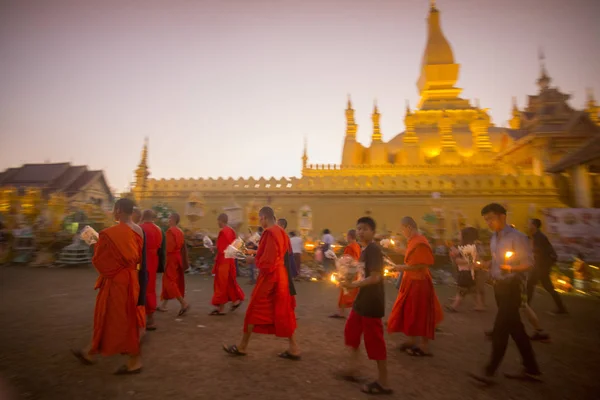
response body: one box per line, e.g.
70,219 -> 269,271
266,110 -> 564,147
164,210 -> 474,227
244,225 -> 296,337
140,222 -> 163,315
338,242 -> 362,308
387,234 -> 443,339
161,227 -> 188,300
211,226 -> 245,306
90,224 -> 144,356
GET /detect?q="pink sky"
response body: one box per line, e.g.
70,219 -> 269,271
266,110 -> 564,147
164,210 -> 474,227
0,0 -> 598,193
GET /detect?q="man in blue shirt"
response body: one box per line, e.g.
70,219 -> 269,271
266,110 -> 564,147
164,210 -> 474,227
470,203 -> 541,385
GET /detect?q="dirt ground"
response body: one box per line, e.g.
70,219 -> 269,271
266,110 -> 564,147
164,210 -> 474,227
0,266 -> 598,400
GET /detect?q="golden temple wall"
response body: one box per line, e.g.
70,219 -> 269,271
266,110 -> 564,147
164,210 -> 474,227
138,174 -> 563,237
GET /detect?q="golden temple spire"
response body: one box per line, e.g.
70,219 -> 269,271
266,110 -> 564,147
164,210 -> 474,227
403,100 -> 418,144
134,137 -> 150,200
345,94 -> 357,138
372,100 -> 382,142
509,97 -> 521,129
587,88 -> 599,125
416,2 -> 462,109
302,137 -> 308,169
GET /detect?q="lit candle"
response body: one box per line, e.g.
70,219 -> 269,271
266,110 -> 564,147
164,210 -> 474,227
504,251 -> 514,273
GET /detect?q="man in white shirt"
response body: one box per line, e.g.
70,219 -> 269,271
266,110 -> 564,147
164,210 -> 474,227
321,229 -> 335,272
289,231 -> 303,276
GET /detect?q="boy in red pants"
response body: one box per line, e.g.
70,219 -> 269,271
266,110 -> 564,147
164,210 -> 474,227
340,216 -> 392,395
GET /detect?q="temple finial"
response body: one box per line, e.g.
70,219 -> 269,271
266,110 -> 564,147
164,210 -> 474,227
405,99 -> 411,115
430,0 -> 436,9
537,47 -> 551,90
347,94 -> 352,109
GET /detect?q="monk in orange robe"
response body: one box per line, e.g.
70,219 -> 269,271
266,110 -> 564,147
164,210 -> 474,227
210,213 -> 245,315
223,206 -> 300,359
330,229 -> 362,319
158,213 -> 190,316
387,216 -> 443,356
71,198 -> 145,374
139,209 -> 164,330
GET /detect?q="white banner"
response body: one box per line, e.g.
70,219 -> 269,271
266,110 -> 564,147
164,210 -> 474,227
544,208 -> 600,262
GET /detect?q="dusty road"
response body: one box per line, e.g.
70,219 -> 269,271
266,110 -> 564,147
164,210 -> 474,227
0,266 -> 598,400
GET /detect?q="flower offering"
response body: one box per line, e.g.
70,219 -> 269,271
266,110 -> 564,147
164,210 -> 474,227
333,254 -> 364,294
202,235 -> 213,248
80,225 -> 99,245
224,237 -> 248,260
458,244 -> 478,279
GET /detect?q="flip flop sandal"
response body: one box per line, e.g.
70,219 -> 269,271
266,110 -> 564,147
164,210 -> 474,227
397,343 -> 414,351
230,302 -> 243,312
328,314 -> 345,319
71,349 -> 95,366
222,344 -> 247,356
361,381 -> 393,395
335,373 -> 366,383
406,346 -> 432,357
177,305 -> 191,316
209,310 -> 226,316
277,351 -> 301,361
156,307 -> 168,312
146,325 -> 157,331
114,365 -> 142,375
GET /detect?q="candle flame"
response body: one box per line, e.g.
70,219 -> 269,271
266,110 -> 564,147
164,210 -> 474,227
505,251 -> 514,259
390,239 -> 395,246
384,269 -> 390,276
310,277 -> 317,281
330,273 -> 337,283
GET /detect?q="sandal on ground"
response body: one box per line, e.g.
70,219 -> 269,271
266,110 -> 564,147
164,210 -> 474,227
177,305 -> 191,316
114,365 -> 142,375
406,346 -> 432,357
71,349 -> 95,366
156,307 -> 168,312
335,372 -> 366,383
445,305 -> 458,313
361,381 -> 393,395
504,371 -> 543,382
397,342 -> 414,351
230,302 -> 243,312
209,309 -> 226,316
222,344 -> 247,356
146,324 -> 157,331
328,314 -> 345,319
278,351 -> 301,361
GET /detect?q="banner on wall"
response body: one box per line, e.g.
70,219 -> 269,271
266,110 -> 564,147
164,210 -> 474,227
298,205 -> 312,232
544,208 -> 600,262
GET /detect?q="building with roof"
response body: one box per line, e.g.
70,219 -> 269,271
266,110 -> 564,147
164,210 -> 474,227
0,162 -> 114,209
131,1 -> 599,236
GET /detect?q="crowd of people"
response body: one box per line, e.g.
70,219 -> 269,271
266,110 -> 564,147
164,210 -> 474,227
70,198 -> 569,395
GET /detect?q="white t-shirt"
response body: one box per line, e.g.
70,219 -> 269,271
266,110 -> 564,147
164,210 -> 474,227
290,236 -> 303,254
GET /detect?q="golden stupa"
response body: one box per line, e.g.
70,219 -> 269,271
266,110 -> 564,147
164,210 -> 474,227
132,2 -> 599,238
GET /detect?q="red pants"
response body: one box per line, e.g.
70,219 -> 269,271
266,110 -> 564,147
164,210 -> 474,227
344,310 -> 387,360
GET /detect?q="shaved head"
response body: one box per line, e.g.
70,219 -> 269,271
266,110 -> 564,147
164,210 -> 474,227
217,213 -> 229,224
141,209 -> 155,222
401,216 -> 418,230
277,218 -> 288,229
259,206 -> 275,221
170,213 -> 180,225
115,198 -> 136,215
347,229 -> 357,240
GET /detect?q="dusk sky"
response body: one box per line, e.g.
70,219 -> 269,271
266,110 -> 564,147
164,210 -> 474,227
1,0 -> 598,192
